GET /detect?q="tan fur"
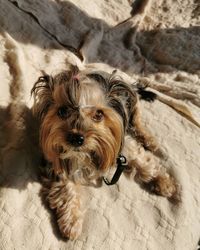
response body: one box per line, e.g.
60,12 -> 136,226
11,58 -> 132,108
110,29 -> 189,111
42,174 -> 83,240
32,66 -> 179,240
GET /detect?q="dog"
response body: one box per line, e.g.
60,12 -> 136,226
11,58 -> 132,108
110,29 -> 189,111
31,65 -> 179,240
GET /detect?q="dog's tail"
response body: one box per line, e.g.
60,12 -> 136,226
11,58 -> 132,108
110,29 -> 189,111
131,83 -> 157,102
137,88 -> 157,102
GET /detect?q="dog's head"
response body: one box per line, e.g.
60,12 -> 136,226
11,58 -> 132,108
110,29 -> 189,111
31,66 -> 137,179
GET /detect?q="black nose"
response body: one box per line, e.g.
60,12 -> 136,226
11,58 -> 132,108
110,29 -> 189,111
67,132 -> 84,147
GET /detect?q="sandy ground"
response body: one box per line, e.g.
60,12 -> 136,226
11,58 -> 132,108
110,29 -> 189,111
0,0 -> 200,249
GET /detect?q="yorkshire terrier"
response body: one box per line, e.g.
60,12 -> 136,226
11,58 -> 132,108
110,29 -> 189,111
31,65 -> 179,240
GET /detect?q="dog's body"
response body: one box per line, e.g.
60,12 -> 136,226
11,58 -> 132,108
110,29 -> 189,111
31,66 -> 178,240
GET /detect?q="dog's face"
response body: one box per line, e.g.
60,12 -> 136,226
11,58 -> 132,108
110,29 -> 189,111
31,66 -> 137,179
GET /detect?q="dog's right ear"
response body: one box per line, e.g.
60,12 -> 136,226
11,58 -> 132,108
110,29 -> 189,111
31,74 -> 54,120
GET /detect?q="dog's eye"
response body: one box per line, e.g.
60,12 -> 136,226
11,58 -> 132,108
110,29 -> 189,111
92,110 -> 104,122
57,106 -> 68,119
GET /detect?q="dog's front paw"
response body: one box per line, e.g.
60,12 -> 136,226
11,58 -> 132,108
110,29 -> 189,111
43,178 -> 83,240
58,214 -> 83,240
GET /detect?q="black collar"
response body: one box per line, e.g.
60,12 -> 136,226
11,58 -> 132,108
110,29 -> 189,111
103,155 -> 128,186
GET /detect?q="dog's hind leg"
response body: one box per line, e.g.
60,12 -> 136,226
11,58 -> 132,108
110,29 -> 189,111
122,135 -> 179,200
128,102 -> 161,154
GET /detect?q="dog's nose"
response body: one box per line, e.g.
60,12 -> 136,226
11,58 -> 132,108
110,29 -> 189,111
67,132 -> 84,147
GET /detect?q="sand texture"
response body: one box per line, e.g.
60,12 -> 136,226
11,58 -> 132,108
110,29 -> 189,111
0,0 -> 200,249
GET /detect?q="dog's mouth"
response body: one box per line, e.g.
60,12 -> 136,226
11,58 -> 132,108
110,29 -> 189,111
58,145 -> 64,154
59,145 -> 85,160
58,146 -> 102,169
56,145 -> 67,159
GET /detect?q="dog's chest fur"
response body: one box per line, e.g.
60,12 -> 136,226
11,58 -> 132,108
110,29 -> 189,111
64,153 -> 100,185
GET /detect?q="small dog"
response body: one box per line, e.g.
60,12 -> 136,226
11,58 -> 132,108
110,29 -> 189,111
31,65 -> 179,240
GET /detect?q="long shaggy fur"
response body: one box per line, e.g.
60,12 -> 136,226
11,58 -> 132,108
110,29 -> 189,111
32,65 -> 179,240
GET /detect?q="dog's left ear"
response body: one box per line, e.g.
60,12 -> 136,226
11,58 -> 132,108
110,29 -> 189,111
31,74 -> 54,120
86,71 -> 138,130
108,77 -> 138,131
